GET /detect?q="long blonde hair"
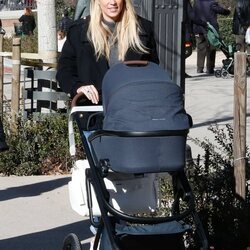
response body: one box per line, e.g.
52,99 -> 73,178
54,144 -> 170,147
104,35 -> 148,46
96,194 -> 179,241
87,0 -> 149,61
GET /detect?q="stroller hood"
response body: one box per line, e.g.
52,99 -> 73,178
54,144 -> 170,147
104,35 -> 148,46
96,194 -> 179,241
91,62 -> 191,173
102,62 -> 191,132
207,22 -> 222,48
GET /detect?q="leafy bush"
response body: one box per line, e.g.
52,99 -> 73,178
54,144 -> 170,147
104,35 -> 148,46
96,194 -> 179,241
160,124 -> 250,248
218,18 -> 235,47
56,0 -> 75,26
0,113 -> 84,176
3,33 -> 38,53
188,124 -> 250,248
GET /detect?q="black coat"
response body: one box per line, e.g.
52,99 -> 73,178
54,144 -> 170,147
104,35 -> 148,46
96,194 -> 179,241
185,0 -> 207,41
232,0 -> 250,35
193,0 -> 230,34
56,16 -> 159,99
59,16 -> 73,33
232,10 -> 245,35
19,15 -> 36,35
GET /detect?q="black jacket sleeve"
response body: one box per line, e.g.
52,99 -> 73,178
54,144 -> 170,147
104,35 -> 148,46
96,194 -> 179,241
56,23 -> 83,96
210,2 -> 230,16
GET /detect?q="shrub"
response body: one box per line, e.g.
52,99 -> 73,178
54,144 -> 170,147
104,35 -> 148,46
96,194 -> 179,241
218,18 -> 235,46
188,124 -> 250,248
160,124 -> 250,248
3,34 -> 38,53
0,113 -> 84,176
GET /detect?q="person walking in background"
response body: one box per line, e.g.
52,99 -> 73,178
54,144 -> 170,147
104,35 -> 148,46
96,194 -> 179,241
193,0 -> 230,74
232,0 -> 250,53
74,0 -> 90,20
0,118 -> 9,152
185,0 -> 207,78
0,18 -> 6,35
19,7 -> 36,35
59,9 -> 73,34
57,30 -> 66,53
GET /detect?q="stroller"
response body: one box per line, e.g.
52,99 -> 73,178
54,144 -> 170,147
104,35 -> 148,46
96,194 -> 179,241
64,61 -> 208,250
206,22 -> 236,78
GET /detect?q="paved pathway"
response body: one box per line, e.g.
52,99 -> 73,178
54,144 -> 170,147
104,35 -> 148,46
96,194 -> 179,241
185,51 -> 250,158
0,176 -> 92,250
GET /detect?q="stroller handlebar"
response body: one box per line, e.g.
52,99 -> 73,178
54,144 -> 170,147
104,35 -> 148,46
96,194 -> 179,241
71,92 -> 87,108
71,92 -> 103,112
124,60 -> 148,66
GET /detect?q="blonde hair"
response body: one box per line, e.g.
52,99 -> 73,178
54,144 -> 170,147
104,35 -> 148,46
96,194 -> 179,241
87,0 -> 149,61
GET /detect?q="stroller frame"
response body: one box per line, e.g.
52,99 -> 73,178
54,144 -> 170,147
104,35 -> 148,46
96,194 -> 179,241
207,22 -> 250,78
66,93 -> 208,250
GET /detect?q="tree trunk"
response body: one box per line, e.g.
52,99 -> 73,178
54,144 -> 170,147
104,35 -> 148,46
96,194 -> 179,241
37,0 -> 57,64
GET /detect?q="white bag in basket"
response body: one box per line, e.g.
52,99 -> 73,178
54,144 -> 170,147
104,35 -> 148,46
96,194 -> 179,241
68,107 -> 159,217
245,27 -> 250,44
68,159 -> 90,216
68,159 -> 160,217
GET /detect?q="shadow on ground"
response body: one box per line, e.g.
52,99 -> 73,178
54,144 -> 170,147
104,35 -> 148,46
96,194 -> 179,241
0,220 -> 92,250
0,177 -> 71,202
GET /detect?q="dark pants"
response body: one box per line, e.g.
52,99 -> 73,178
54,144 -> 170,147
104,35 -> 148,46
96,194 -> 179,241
195,34 -> 216,72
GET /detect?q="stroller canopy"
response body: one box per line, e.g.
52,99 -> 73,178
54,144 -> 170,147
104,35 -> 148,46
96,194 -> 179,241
91,61 -> 192,173
102,61 -> 191,132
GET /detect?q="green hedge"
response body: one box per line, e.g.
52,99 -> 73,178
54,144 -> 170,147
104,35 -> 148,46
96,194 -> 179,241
3,34 -> 38,53
0,114 -> 84,176
218,17 -> 235,46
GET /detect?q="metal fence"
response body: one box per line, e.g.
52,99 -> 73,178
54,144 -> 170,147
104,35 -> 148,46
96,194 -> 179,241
0,0 -> 36,11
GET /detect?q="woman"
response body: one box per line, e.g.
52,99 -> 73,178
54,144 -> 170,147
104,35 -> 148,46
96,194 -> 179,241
56,0 -> 159,105
19,7 -> 36,35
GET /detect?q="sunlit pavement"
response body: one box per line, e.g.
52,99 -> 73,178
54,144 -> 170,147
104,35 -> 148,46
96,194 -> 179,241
185,51 -> 250,158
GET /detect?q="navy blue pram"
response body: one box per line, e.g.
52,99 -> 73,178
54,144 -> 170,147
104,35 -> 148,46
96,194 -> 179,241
93,61 -> 191,174
64,61 -> 208,250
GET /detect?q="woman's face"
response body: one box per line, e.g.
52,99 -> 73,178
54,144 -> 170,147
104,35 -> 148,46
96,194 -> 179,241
99,0 -> 125,22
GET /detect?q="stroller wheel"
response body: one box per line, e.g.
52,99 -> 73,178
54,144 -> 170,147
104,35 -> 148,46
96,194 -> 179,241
63,233 -> 82,250
221,71 -> 229,79
214,69 -> 221,78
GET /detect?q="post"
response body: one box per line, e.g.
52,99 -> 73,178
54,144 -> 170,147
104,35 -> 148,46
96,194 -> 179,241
233,52 -> 247,199
11,37 -> 21,132
37,0 -> 57,64
0,34 -> 3,117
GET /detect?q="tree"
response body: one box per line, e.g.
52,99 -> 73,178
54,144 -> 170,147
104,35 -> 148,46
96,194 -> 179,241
37,0 -> 57,63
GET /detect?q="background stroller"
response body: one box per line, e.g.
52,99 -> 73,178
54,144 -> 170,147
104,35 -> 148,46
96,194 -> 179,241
206,22 -> 236,78
64,61 -> 208,250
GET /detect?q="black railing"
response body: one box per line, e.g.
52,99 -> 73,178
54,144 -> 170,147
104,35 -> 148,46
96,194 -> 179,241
0,0 -> 36,11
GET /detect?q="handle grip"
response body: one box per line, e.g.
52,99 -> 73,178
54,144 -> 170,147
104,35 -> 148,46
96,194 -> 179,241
71,92 -> 87,108
123,60 -> 148,66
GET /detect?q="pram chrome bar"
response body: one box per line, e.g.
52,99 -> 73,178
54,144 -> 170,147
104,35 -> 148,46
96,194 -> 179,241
68,92 -> 103,157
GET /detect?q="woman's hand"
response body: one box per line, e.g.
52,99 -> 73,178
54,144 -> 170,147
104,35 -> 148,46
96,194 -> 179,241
77,85 -> 99,104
